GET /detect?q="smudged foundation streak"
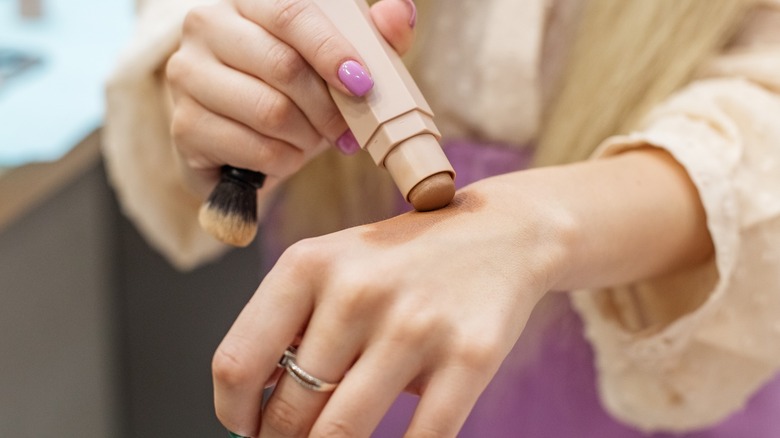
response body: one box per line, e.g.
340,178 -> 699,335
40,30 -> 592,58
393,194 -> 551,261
362,192 -> 485,246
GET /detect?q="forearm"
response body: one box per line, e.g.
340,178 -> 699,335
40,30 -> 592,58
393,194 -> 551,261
488,147 -> 713,292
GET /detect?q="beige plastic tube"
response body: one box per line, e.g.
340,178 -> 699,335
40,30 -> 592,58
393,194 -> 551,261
314,0 -> 456,211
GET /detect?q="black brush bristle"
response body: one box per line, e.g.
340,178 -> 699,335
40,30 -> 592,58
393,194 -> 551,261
206,169 -> 264,222
199,166 -> 266,246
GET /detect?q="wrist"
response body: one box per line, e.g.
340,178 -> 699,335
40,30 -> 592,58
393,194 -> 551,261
475,146 -> 711,293
466,173 -> 580,296
544,147 -> 711,291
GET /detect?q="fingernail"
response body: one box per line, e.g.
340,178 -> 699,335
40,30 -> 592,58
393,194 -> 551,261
335,129 -> 361,155
402,0 -> 417,28
228,432 -> 248,438
338,60 -> 374,97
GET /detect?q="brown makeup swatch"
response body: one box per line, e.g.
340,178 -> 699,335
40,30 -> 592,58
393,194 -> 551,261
361,192 -> 484,246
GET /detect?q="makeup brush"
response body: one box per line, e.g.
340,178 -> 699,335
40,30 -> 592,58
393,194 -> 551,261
199,0 -> 455,247
198,165 -> 266,247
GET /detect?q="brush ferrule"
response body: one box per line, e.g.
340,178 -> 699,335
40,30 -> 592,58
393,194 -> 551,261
222,166 -> 266,189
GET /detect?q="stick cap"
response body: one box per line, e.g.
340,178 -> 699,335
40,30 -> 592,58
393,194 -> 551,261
383,134 -> 455,211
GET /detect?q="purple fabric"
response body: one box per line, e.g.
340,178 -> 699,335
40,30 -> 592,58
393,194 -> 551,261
444,139 -> 536,190
374,140 -> 780,437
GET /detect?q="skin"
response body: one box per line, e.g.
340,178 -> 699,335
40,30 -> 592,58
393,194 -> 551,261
362,191 -> 485,246
167,1 -> 714,437
167,0 -> 415,199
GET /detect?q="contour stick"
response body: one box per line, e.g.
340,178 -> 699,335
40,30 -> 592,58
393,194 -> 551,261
314,0 -> 456,211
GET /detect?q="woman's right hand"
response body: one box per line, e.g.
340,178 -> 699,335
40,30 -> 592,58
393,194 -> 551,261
166,0 -> 418,198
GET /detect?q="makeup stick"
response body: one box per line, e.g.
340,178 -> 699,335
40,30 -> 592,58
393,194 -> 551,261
200,0 -> 455,246
315,0 -> 456,211
198,166 -> 265,247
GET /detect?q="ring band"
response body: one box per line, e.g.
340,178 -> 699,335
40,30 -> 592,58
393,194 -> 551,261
277,346 -> 339,392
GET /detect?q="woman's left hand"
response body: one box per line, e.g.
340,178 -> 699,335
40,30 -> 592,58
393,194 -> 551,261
212,177 -> 571,437
213,147 -> 716,437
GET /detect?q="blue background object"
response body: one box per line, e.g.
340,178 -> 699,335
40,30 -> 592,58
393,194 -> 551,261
0,0 -> 135,166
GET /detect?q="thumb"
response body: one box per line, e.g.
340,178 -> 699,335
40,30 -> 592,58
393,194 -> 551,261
370,0 -> 417,56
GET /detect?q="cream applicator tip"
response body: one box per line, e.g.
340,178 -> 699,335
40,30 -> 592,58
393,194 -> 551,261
408,172 -> 456,211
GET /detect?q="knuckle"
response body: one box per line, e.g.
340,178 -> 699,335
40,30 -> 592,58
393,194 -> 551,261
181,153 -> 212,174
318,106 -> 347,141
255,91 -> 294,133
264,396 -> 306,436
182,5 -> 212,36
267,42 -> 308,86
169,102 -> 201,157
270,147 -> 305,176
271,0 -> 308,30
270,0 -> 344,77
388,309 -> 445,345
169,105 -> 211,170
325,266 -> 400,322
170,104 -> 197,148
169,106 -> 188,144
280,238 -> 328,272
451,336 -> 502,372
284,147 -> 307,173
311,419 -> 358,438
253,138 -> 284,168
328,281 -> 373,320
251,140 -> 304,178
211,342 -> 253,388
310,32 -> 341,67
165,51 -> 191,86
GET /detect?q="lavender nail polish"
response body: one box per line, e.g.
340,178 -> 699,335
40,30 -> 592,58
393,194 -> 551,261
338,60 -> 374,97
335,129 -> 361,155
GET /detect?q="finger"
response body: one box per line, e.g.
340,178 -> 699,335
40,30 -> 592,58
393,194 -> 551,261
260,305 -> 366,438
308,341 -> 423,437
235,0 -> 374,97
170,97 -> 307,179
168,48 -> 323,151
404,366 -> 492,438
370,0 -> 417,55
196,5 -> 349,144
213,251 -> 319,437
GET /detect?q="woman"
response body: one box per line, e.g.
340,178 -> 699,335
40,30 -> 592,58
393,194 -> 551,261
104,0 -> 780,436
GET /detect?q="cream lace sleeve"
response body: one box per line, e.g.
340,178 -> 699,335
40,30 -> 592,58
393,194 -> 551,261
571,4 -> 780,432
103,0 -> 228,270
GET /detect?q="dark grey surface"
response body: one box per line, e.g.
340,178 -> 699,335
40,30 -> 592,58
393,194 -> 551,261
0,161 -> 263,437
114,187 -> 262,437
0,163 -> 120,437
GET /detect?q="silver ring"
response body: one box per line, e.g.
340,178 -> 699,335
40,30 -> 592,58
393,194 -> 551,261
277,346 -> 339,392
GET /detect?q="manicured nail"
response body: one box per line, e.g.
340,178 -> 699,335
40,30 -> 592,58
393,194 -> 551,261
402,0 -> 417,28
228,432 -> 248,438
335,129 -> 361,155
338,60 -> 374,97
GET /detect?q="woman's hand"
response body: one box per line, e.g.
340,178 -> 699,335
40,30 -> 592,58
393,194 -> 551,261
212,176 -> 572,437
166,0 -> 418,197
211,148 -> 715,437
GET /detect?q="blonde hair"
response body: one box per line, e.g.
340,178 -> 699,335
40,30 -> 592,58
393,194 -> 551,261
273,0 -> 752,245
536,0 -> 752,166
273,149 -> 398,247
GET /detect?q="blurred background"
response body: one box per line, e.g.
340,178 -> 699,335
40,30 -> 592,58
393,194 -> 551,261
0,0 -> 262,435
